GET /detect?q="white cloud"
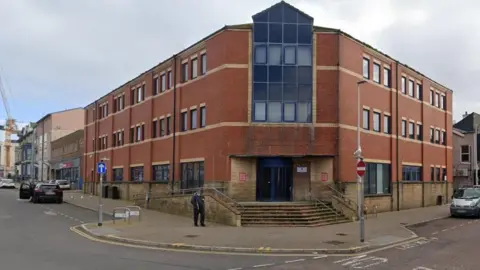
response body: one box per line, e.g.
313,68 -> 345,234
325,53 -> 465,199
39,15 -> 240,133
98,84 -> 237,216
0,0 -> 476,122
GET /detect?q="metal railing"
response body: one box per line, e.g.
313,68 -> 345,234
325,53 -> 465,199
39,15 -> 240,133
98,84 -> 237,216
323,183 -> 358,214
311,198 -> 339,221
126,205 -> 141,222
112,207 -> 131,224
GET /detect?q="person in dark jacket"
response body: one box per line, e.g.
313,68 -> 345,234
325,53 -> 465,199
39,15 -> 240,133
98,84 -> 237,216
191,191 -> 206,227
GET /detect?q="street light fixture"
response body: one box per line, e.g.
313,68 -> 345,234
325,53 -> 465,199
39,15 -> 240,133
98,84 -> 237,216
356,80 -> 367,243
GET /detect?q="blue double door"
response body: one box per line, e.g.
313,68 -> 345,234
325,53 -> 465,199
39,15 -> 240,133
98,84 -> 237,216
256,158 -> 293,202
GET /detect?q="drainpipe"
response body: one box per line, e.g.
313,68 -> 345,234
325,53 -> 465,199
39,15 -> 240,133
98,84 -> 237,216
94,100 -> 98,193
335,32 -> 341,193
395,61 -> 400,211
171,54 -> 177,194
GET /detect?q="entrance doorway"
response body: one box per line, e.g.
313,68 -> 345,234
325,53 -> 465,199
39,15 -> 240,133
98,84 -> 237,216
256,158 -> 293,202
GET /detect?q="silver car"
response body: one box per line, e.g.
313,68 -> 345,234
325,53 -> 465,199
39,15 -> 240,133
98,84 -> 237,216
450,187 -> 480,218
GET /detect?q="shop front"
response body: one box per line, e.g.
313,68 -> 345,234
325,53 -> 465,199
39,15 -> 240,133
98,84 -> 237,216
52,158 -> 82,190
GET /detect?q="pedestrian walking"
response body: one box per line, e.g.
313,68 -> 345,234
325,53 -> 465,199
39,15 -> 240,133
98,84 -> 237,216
190,190 -> 206,227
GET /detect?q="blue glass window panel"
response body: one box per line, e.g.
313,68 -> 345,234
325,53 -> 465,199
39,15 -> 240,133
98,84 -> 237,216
254,23 -> 268,42
254,45 -> 267,64
253,83 -> 268,100
268,102 -> 282,122
268,83 -> 282,101
284,46 -> 296,65
253,65 -> 268,82
283,6 -> 297,23
283,24 -> 297,43
298,25 -> 312,44
269,23 -> 282,43
269,66 -> 282,82
298,84 -> 312,101
253,11 -> 268,22
283,66 -> 296,83
298,14 -> 312,24
269,4 -> 283,22
297,102 -> 312,122
298,67 -> 312,84
284,103 -> 296,121
254,102 -> 266,121
268,45 -> 282,65
283,84 -> 297,101
297,46 -> 312,66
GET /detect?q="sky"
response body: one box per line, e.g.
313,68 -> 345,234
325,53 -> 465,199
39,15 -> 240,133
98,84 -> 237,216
0,0 -> 478,124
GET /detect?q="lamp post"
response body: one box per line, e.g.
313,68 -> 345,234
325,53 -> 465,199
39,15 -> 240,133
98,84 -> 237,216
355,80 -> 367,243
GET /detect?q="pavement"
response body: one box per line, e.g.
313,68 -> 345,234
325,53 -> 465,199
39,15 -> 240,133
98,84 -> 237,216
63,191 -> 451,255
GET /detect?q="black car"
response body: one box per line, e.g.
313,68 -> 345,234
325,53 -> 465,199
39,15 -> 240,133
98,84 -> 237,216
19,182 -> 63,204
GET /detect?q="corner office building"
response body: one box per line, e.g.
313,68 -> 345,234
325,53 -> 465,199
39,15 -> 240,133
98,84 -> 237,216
84,1 -> 453,214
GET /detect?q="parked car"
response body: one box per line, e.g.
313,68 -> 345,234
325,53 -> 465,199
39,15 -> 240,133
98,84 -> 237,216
451,186 -> 480,217
19,182 -> 63,204
55,180 -> 70,190
0,179 -> 15,189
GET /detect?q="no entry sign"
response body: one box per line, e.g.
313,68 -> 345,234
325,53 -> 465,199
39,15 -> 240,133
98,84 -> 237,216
357,160 -> 366,177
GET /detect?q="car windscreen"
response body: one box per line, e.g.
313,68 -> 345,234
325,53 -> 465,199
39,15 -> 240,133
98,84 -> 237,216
454,188 -> 480,199
2,179 -> 12,183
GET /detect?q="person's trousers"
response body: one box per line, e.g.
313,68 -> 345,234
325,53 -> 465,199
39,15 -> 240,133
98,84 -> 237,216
193,208 -> 205,225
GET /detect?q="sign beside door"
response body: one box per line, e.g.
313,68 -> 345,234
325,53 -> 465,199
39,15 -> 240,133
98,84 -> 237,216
297,166 -> 308,173
321,172 -> 328,182
239,172 -> 248,182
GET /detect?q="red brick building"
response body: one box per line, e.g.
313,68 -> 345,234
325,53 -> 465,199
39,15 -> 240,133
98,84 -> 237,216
83,1 -> 453,212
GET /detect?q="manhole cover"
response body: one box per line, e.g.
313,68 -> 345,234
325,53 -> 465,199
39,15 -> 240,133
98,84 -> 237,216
336,233 -> 347,236
324,240 -> 345,245
184,235 -> 199,238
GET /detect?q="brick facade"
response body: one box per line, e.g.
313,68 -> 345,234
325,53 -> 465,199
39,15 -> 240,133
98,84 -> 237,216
83,2 -> 453,212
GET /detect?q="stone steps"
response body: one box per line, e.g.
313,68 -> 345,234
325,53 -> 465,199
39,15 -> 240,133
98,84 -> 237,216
239,202 -> 351,227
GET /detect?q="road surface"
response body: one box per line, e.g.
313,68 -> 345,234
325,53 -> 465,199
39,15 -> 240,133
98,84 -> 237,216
0,189 -> 304,270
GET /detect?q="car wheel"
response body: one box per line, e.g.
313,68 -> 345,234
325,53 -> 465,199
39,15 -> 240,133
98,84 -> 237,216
56,198 -> 62,204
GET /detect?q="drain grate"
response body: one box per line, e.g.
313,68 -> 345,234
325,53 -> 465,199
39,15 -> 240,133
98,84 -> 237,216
184,235 -> 199,238
336,233 -> 347,236
324,240 -> 345,245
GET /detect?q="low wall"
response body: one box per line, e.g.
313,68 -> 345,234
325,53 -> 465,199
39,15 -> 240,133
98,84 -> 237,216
342,181 -> 453,214
84,181 -> 170,201
148,195 -> 241,227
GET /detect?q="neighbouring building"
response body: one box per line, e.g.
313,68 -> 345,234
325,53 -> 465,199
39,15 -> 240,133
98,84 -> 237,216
36,108 -> 84,181
0,140 -> 19,178
15,123 -> 36,180
51,129 -> 84,190
83,1 -> 453,213
452,112 -> 480,188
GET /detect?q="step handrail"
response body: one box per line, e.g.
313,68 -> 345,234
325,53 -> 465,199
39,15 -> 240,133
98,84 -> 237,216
311,198 -> 339,221
323,183 -> 358,213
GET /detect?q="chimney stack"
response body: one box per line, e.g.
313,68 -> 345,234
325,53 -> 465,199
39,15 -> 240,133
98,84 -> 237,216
463,111 -> 469,118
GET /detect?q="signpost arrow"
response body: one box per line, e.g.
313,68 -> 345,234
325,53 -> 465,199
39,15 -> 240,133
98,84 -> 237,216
357,160 -> 366,177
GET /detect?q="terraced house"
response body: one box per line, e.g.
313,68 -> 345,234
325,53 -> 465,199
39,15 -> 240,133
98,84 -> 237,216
83,1 -> 453,226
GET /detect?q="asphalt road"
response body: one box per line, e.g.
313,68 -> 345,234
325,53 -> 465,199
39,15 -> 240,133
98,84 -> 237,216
5,187 -> 477,270
259,217 -> 480,270
0,189 -> 304,270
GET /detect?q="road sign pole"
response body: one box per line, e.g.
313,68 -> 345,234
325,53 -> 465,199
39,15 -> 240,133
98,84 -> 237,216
98,172 -> 103,227
356,159 -> 366,243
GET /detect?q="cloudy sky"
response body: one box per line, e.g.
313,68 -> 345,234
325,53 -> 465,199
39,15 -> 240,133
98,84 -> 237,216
0,0 -> 477,124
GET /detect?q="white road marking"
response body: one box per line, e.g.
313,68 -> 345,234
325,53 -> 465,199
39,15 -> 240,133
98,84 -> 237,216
431,231 -> 438,235
459,223 -> 465,227
413,267 -> 435,270
396,237 -> 436,250
441,229 -> 448,232
334,255 -> 388,269
285,259 -> 305,263
451,226 -> 457,229
468,221 -> 472,224
313,255 -> 328,259
227,268 -> 243,270
252,263 -> 274,268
